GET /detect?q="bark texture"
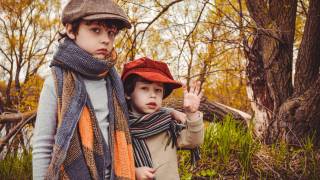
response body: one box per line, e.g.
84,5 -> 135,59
245,0 -> 320,144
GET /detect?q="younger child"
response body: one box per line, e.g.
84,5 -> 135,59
32,0 -> 135,179
121,57 -> 204,179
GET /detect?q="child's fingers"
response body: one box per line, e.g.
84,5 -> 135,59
195,81 -> 201,95
190,80 -> 196,94
146,171 -> 155,179
182,83 -> 188,94
148,167 -> 156,173
199,89 -> 204,99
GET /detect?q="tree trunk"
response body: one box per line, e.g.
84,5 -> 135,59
273,75 -> 320,145
5,76 -> 13,107
245,0 -> 320,144
272,0 -> 320,145
15,64 -> 21,93
294,0 -> 320,95
245,0 -> 296,142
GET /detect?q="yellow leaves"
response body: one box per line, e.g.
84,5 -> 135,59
8,36 -> 17,47
163,40 -> 172,49
37,2 -> 48,12
1,0 -> 60,110
149,28 -> 161,44
16,75 -> 44,112
132,6 -> 139,14
160,18 -> 170,27
37,18 -> 49,30
1,0 -> 32,15
0,81 -> 7,96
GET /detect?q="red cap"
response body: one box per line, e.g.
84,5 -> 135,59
121,57 -> 182,98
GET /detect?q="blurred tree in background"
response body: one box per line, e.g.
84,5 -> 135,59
114,0 -> 251,112
0,0 -> 61,108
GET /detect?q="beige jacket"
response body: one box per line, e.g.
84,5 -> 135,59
145,112 -> 204,180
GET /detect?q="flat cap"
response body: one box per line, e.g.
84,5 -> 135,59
62,0 -> 131,29
121,57 -> 182,98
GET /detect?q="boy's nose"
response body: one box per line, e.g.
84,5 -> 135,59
100,31 -> 112,44
149,90 -> 156,98
101,34 -> 110,44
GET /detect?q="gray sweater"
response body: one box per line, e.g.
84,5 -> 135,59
32,74 -> 110,179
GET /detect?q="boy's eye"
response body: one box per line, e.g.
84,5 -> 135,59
91,28 -> 101,33
108,31 -> 116,38
156,89 -> 163,93
141,87 -> 148,90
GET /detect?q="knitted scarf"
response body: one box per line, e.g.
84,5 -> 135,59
45,38 -> 135,180
129,109 -> 200,168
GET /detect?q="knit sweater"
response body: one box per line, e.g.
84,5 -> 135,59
32,73 -> 110,179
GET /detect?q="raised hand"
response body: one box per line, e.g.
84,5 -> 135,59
183,81 -> 203,114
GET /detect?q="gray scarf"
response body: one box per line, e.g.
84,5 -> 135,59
46,38 -> 135,180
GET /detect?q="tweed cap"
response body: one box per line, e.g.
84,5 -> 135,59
62,0 -> 131,29
121,57 -> 182,98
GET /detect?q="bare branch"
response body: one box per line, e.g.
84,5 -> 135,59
298,0 -> 308,16
0,63 -> 10,73
0,110 -> 36,123
177,1 -> 208,66
0,112 -> 36,153
136,0 -> 184,52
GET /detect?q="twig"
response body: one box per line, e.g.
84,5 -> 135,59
256,154 -> 281,178
0,113 -> 36,153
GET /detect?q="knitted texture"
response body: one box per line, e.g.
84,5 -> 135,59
46,38 -> 135,180
129,109 -> 185,168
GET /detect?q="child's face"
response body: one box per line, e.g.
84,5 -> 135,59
66,21 -> 118,60
128,81 -> 164,114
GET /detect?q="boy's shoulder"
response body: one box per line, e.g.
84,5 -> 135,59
43,73 -> 54,87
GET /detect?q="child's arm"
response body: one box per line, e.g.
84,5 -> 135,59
177,81 -> 204,148
135,167 -> 155,180
32,75 -> 57,179
164,108 -> 187,124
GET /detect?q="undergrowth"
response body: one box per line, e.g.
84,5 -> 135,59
178,115 -> 320,179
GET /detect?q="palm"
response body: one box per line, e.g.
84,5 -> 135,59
183,81 -> 203,113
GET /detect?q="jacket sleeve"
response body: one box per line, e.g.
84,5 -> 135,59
177,111 -> 204,149
32,74 -> 57,180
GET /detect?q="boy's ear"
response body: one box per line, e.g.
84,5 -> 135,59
65,24 -> 76,40
125,94 -> 131,100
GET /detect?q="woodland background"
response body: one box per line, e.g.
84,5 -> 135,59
0,0 -> 320,179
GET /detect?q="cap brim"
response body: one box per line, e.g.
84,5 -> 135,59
83,14 -> 131,29
128,71 -> 182,90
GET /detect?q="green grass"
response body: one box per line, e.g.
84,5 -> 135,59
0,150 -> 32,180
302,135 -> 317,179
178,115 -> 320,179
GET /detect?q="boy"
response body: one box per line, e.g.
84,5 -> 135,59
32,0 -> 135,179
121,57 -> 204,179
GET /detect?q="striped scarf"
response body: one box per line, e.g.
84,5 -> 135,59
46,38 -> 135,180
129,109 -> 192,168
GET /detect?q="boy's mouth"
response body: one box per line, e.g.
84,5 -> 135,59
96,49 -> 109,55
146,102 -> 157,108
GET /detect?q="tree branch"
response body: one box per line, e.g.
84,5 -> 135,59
0,112 -> 36,153
177,1 -> 208,68
0,110 -> 36,123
